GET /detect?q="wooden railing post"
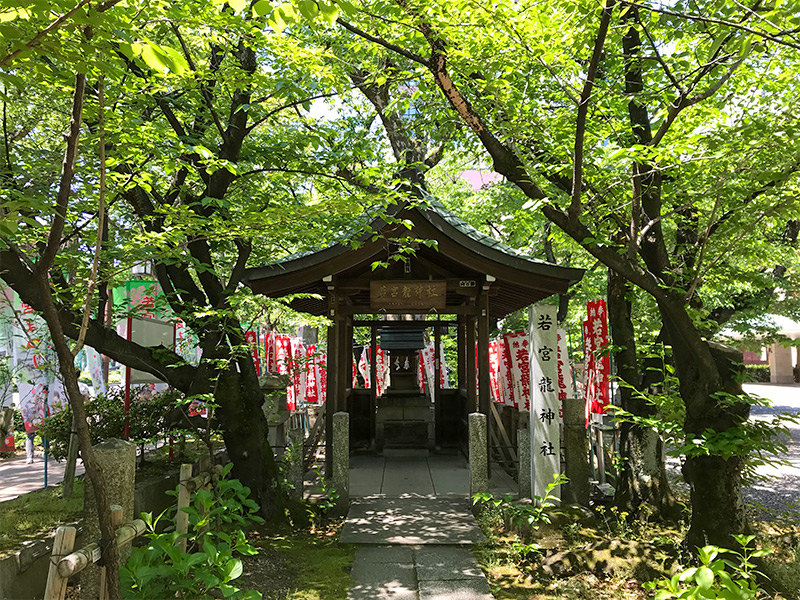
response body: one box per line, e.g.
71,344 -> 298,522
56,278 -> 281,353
43,526 -> 77,600
99,506 -> 124,600
176,463 -> 193,552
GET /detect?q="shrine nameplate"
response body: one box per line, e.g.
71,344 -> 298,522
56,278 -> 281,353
370,280 -> 447,310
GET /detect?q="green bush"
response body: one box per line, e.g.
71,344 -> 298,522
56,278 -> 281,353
743,365 -> 770,383
644,535 -> 771,600
122,464 -> 263,599
39,387 -> 180,460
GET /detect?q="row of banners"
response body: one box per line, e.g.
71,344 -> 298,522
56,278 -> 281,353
2,278 -> 612,478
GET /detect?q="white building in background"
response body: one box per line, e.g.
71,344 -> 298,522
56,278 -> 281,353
723,315 -> 800,384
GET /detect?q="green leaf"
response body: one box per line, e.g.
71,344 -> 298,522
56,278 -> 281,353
228,0 -> 248,11
695,566 -> 714,590
252,0 -> 272,16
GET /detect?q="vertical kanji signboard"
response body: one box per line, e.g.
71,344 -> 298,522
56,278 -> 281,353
529,304 -> 561,502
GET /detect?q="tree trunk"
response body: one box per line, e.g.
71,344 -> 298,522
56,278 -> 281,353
608,268 -> 681,521
213,366 -> 282,520
662,305 -> 750,548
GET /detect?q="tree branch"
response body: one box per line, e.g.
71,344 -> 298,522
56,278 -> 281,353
569,0 -> 615,220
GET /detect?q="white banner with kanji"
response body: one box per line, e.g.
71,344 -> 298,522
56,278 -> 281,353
530,304 -> 560,502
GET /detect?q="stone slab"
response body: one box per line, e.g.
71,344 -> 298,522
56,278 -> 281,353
354,546 -> 415,564
348,583 -> 419,600
414,546 -> 484,580
418,579 -> 494,600
350,561 -> 416,586
341,495 -> 486,545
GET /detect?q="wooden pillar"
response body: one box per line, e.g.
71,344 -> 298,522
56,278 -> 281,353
456,315 -> 465,390
478,291 -> 491,478
369,325 -> 377,449
434,325 -> 441,403
477,292 -> 490,417
434,325 -> 442,447
466,314 -> 477,413
325,289 -> 339,477
338,314 -> 350,415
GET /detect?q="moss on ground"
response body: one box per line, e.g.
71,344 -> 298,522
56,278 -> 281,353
244,523 -> 354,600
0,479 -> 83,556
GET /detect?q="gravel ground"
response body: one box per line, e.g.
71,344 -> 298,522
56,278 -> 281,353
666,383 -> 800,520
741,383 -> 800,518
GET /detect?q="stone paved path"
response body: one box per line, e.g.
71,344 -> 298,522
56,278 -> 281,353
348,544 -> 493,600
343,494 -> 494,600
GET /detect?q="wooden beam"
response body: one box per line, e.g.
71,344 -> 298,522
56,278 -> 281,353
478,292 -> 491,417
325,289 -> 339,477
466,313 -> 476,413
370,325 -> 377,449
352,319 -> 459,328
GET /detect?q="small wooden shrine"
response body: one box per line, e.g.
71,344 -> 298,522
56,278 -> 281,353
243,200 -> 583,465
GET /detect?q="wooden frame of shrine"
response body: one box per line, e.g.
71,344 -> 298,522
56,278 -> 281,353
243,200 -> 583,473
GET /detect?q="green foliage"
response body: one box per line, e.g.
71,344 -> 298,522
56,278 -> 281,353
309,464 -> 340,521
644,535 -> 772,600
473,473 -> 566,532
122,464 -> 263,599
39,387 -> 180,461
610,368 -> 800,485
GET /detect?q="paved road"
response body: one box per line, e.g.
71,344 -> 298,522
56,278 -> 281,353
742,383 -> 800,516
0,454 -> 84,502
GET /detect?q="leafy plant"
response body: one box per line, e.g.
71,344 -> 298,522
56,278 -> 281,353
473,473 -> 567,530
310,464 -> 340,520
122,464 -> 263,599
644,535 -> 772,600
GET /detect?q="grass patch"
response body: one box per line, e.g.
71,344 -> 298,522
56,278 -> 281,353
0,478 -> 84,557
243,522 -> 354,600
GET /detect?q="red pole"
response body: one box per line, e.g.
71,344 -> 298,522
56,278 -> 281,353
124,316 -> 132,439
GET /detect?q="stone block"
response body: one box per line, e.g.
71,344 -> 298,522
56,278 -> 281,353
517,426 -> 532,499
83,438 -> 136,599
468,413 -> 488,496
333,411 -> 350,511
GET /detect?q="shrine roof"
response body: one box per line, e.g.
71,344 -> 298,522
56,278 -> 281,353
242,199 -> 583,319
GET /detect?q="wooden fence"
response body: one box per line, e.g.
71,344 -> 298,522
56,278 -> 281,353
44,462 -> 217,600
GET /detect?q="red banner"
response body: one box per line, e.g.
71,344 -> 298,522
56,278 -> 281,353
504,331 -> 530,411
585,299 -> 610,417
244,330 -> 261,376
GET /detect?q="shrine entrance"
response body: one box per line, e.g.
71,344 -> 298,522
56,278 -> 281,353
243,201 -> 582,475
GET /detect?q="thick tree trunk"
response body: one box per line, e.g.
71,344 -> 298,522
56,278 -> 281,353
213,366 -> 281,521
608,269 -> 680,521
662,305 -> 750,548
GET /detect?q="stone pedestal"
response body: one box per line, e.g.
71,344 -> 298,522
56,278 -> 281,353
376,349 -> 434,453
469,413 -> 488,496
563,397 -> 590,506
286,427 -> 304,499
517,413 -> 532,499
332,411 -> 349,511
82,438 -> 136,599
